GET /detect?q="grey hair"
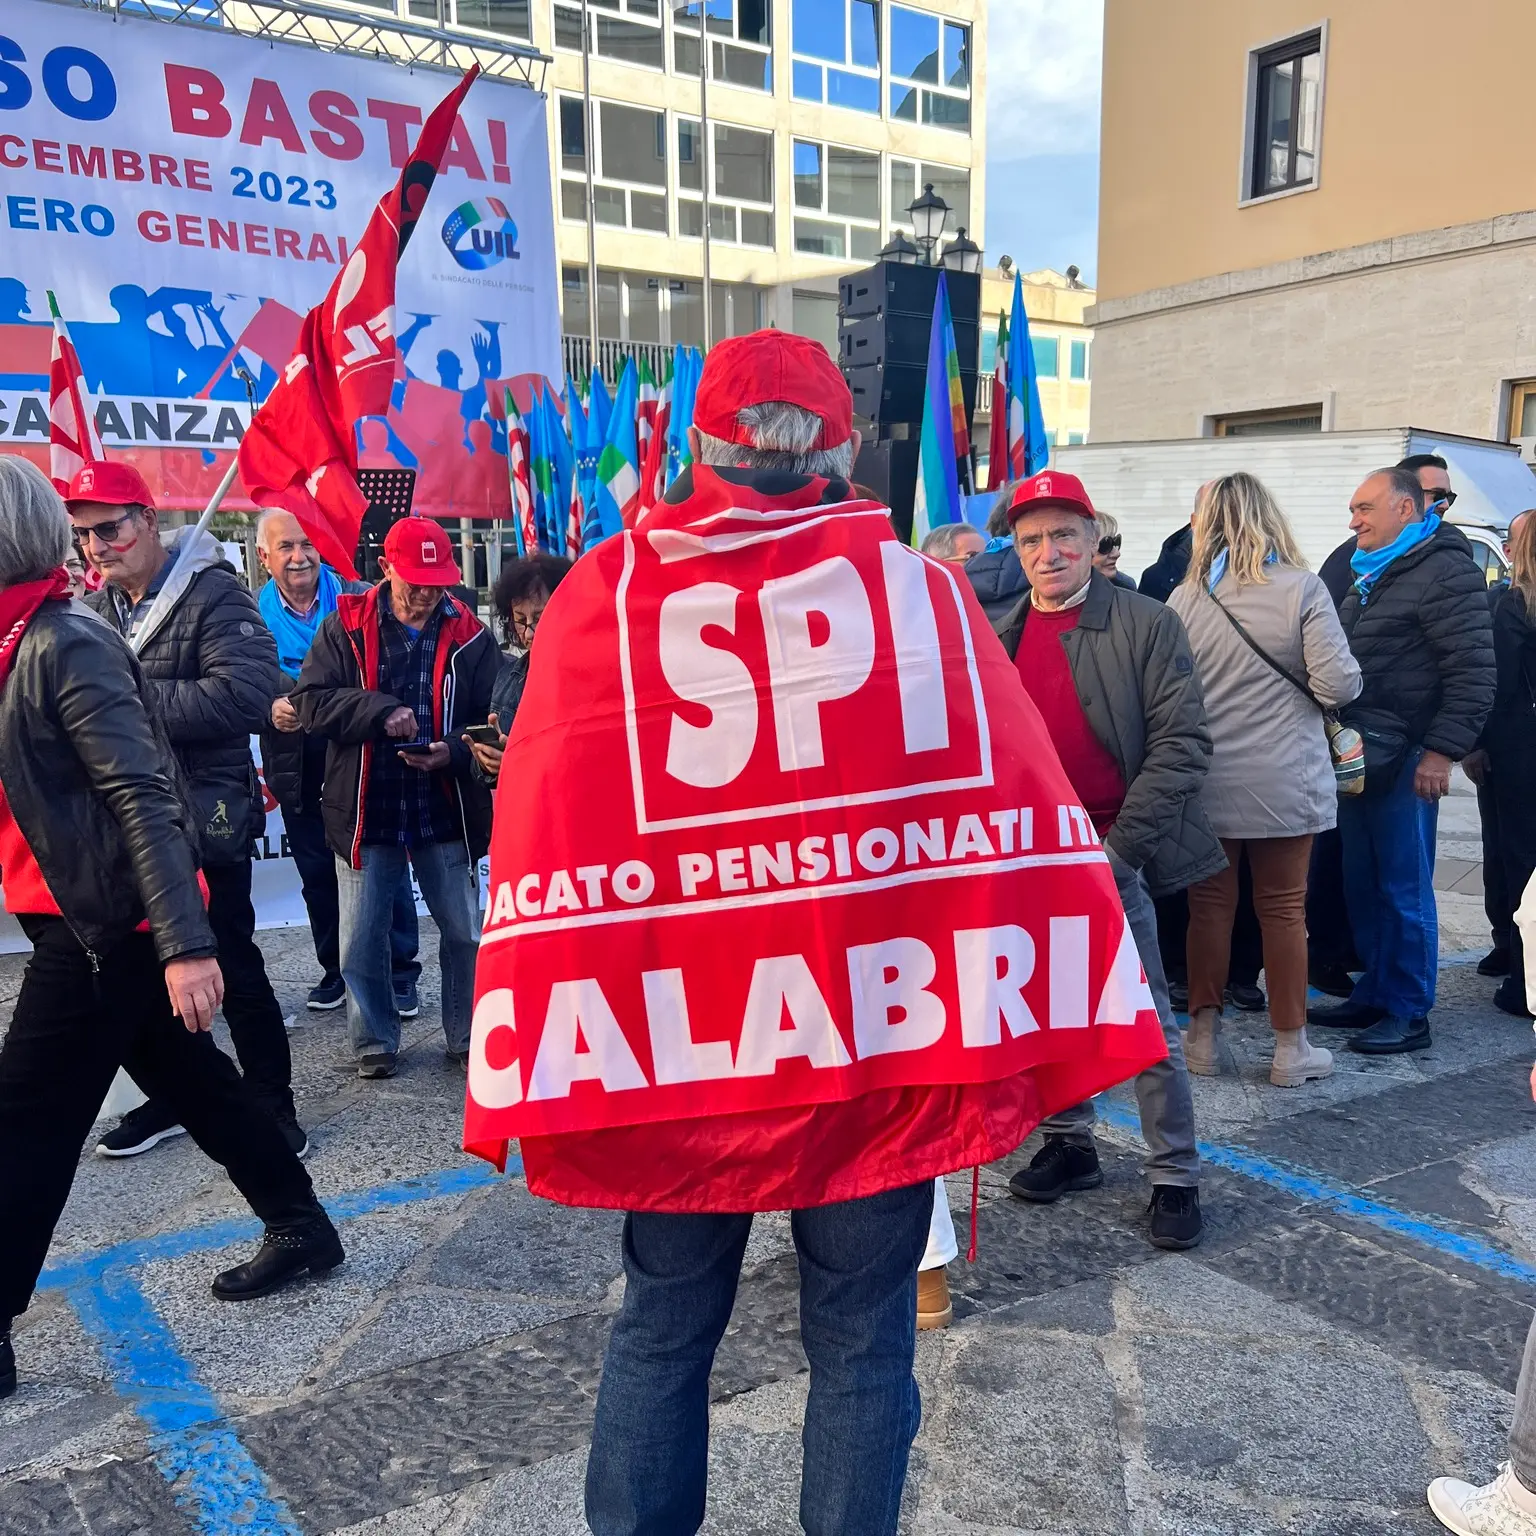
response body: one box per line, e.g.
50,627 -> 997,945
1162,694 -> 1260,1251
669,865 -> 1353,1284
1373,465 -> 1426,518
255,507 -> 314,546
0,455 -> 72,587
920,522 -> 983,560
695,401 -> 855,478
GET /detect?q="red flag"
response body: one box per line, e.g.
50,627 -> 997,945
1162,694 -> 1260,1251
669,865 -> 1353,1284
634,400 -> 670,522
985,313 -> 1010,492
46,291 -> 104,495
237,66 -> 479,576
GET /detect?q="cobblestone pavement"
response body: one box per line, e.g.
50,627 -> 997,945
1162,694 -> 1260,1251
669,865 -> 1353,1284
2,799 -> 1532,1535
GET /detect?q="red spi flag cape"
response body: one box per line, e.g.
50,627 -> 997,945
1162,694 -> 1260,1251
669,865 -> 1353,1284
465,466 -> 1167,1210
237,66 -> 479,577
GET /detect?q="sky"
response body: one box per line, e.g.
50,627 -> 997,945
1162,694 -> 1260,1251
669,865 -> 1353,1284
983,0 -> 1103,286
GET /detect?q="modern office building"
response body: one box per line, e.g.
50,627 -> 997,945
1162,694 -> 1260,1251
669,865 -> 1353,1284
480,0 -> 990,372
1091,1 -> 1536,459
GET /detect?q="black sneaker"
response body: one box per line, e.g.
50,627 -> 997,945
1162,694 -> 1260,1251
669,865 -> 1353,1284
1493,985 -> 1533,1019
1008,1137 -> 1103,1203
1306,998 -> 1385,1029
1148,1186 -> 1203,1250
1226,982 -> 1267,1013
1478,946 -> 1512,978
394,986 -> 420,1020
1308,962 -> 1357,999
357,1052 -> 398,1080
445,1048 -> 469,1073
0,1329 -> 14,1400
211,1217 -> 345,1302
307,977 -> 346,1011
1349,1014 -> 1431,1055
275,1115 -> 311,1160
95,1101 -> 186,1159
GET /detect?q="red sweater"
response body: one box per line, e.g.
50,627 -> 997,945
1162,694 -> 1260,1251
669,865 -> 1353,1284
1015,603 -> 1126,837
0,780 -> 59,916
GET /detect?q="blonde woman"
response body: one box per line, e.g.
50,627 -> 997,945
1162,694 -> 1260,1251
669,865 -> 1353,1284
1169,473 -> 1361,1086
1092,511 -> 1137,590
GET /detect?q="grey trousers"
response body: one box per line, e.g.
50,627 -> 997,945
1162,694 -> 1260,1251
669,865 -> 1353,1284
1512,1313 -> 1536,1488
1038,853 -> 1201,1187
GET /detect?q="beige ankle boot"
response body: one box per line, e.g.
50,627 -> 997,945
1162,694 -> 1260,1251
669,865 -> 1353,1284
1270,1027 -> 1333,1087
1184,1007 -> 1222,1076
917,1265 -> 952,1329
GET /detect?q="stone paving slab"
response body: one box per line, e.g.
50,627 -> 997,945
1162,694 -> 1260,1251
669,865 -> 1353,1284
3,856 -> 1535,1535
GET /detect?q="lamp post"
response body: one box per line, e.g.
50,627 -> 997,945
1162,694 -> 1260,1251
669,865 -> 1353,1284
940,227 -> 983,275
907,183 -> 950,266
671,0 -> 712,350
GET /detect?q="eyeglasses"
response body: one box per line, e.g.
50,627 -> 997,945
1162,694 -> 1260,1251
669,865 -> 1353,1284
510,607 -> 545,639
72,510 -> 140,547
1098,534 -> 1122,555
1428,490 -> 1458,510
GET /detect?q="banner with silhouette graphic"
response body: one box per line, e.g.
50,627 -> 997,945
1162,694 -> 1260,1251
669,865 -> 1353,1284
0,0 -> 558,517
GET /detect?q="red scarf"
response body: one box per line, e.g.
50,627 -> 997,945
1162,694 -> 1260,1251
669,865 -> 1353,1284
0,569 -> 70,692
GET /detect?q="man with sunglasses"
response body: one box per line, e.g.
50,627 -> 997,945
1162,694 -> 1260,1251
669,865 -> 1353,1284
65,461 -> 304,1160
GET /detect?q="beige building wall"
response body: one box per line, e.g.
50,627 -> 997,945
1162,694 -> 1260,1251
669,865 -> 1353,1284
1092,0 -> 1536,445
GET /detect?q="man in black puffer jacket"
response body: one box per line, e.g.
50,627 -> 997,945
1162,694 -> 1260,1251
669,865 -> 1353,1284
65,461 -> 302,1158
1309,465 -> 1495,1054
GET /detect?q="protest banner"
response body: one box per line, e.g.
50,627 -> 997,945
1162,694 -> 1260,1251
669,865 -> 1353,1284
0,0 -> 558,517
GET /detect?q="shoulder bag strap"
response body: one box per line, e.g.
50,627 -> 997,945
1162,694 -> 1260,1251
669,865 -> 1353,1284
1209,591 -> 1322,711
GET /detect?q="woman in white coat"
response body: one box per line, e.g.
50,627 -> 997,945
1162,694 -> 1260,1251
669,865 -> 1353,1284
1169,473 -> 1361,1088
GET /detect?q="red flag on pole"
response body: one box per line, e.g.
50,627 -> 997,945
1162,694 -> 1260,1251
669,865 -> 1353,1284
46,291 -> 104,495
237,66 -> 479,577
985,311 -> 1010,492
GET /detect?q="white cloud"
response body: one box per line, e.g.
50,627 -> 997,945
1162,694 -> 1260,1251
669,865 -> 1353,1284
984,0 -> 1104,159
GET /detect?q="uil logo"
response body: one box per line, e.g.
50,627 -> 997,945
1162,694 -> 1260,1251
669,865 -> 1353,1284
441,198 -> 521,271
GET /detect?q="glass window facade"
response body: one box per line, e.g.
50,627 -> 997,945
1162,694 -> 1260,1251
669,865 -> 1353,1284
1070,339 -> 1089,380
889,7 -> 970,132
791,0 -> 880,114
1033,337 -> 1059,379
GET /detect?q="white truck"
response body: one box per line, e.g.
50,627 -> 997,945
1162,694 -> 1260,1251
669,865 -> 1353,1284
1053,428 -> 1536,590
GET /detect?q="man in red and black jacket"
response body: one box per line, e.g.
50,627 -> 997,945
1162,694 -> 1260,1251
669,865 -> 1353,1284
292,517 -> 497,1080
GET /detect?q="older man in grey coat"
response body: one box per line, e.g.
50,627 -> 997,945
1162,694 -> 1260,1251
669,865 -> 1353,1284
992,470 -> 1226,1251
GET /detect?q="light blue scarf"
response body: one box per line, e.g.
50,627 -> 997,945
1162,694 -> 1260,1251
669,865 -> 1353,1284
1349,512 -> 1441,604
1207,548 -> 1277,592
258,564 -> 344,678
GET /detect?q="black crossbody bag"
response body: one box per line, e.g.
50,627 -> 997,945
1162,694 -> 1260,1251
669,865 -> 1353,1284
1207,593 -> 1369,795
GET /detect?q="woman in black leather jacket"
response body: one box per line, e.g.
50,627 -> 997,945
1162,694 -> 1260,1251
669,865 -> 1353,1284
464,552 -> 571,785
0,457 -> 342,1403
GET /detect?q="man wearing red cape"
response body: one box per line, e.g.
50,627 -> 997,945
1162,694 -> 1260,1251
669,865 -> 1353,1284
464,332 -> 1168,1536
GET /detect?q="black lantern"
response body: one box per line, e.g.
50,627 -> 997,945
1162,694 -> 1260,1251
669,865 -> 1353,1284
907,183 -> 950,265
876,230 -> 920,265
940,226 -> 983,275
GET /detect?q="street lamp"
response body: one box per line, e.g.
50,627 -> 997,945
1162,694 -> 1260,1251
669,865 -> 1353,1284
907,183 -> 950,266
940,226 -> 983,275
876,230 -> 920,265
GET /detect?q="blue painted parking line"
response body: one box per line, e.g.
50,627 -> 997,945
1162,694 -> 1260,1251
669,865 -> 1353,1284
38,1156 -> 521,1536
1096,1099 -> 1536,1286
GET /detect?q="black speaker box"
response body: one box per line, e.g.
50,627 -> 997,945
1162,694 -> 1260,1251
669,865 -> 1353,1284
852,436 -> 922,543
846,356 -> 979,430
838,262 -> 981,325
839,311 -> 979,371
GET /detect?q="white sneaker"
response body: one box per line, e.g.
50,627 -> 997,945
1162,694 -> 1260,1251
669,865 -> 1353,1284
1429,1465 -> 1536,1535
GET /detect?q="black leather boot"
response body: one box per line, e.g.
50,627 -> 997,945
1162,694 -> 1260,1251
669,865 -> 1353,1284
211,1212 -> 344,1301
1,1324 -> 15,1399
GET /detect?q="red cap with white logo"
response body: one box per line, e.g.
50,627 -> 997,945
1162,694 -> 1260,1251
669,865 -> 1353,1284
64,460 -> 156,511
382,516 -> 455,585
693,329 -> 854,451
1005,469 -> 1097,528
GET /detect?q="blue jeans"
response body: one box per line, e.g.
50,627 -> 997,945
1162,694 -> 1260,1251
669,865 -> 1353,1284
584,1181 -> 933,1536
283,801 -> 420,991
336,840 -> 479,1057
1338,750 -> 1439,1017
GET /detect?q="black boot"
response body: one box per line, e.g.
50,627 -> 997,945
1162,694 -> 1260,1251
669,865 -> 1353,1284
1,1325 -> 14,1400
211,1211 -> 344,1301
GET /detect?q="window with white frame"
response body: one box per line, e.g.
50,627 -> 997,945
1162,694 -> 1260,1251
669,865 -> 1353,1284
792,140 -> 880,262
888,6 -> 970,130
790,0 -> 880,115
553,0 -> 665,70
677,118 -> 774,248
888,159 -> 970,236
407,0 -> 532,38
673,0 -> 772,93
558,96 -> 669,234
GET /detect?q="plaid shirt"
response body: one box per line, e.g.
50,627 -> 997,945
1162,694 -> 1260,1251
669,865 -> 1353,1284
363,594 -> 463,848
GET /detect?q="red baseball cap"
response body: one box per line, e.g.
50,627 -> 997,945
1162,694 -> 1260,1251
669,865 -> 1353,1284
64,460 -> 155,511
693,330 -> 853,451
383,517 -> 457,586
1005,469 -> 1097,528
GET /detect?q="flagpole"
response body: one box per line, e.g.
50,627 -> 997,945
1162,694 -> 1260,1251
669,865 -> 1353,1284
580,0 -> 600,382
700,17 -> 712,353
128,456 -> 240,656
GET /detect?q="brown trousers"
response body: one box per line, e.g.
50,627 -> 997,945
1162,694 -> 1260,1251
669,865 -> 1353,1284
1186,835 -> 1315,1032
